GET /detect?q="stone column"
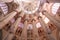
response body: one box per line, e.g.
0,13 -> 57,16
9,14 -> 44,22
0,11 -> 17,29
2,30 -> 14,40
43,11 -> 60,29
0,12 -> 13,21
20,15 -> 28,40
47,11 -> 60,23
43,11 -> 60,40
43,11 -> 60,28
0,5 -> 21,21
10,13 -> 24,33
32,19 -> 40,40
2,31 -> 9,40
20,20 -> 28,40
45,3 -> 60,23
5,33 -> 14,40
38,16 -> 55,40
0,29 -> 2,40
0,6 -> 21,29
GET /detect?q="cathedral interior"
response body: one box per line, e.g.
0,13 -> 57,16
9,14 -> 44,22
0,0 -> 60,40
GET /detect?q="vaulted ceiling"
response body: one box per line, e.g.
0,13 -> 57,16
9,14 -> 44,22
0,0 -> 60,40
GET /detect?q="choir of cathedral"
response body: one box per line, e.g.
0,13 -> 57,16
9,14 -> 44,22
0,0 -> 60,40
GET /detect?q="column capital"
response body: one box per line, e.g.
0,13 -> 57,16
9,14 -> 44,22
24,19 -> 29,22
31,19 -> 36,22
42,10 -> 47,15
38,16 -> 42,20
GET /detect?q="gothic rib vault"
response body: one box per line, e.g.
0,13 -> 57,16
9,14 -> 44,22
0,0 -> 60,40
